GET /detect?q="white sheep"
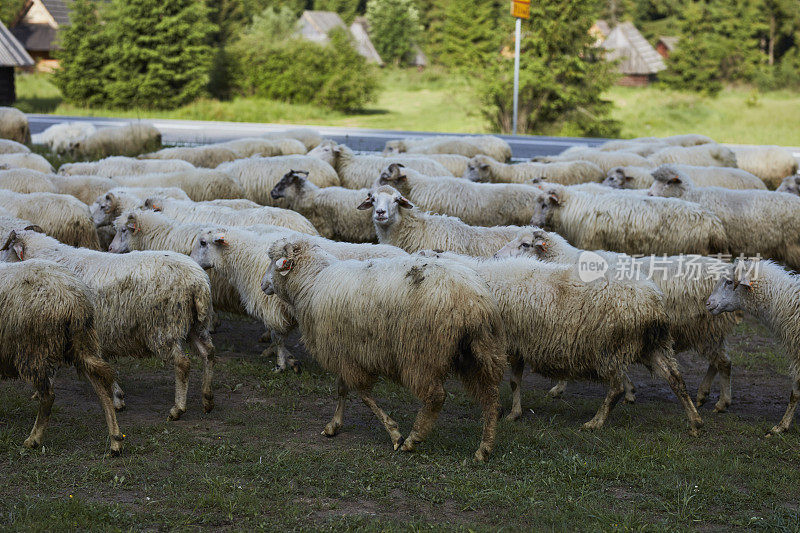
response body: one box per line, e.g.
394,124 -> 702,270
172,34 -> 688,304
358,185 -> 524,256
0,139 -> 31,154
0,258 -> 124,454
776,175 -> 800,196
260,236 -> 506,461
218,155 -> 340,206
495,227 -> 739,411
113,168 -> 244,201
376,163 -> 544,226
269,170 -> 375,242
647,144 -> 738,168
69,122 -> 162,158
541,148 -> 652,173
599,134 -> 714,151
0,107 -> 30,144
529,182 -> 728,256
0,168 -> 58,194
0,169 -> 122,205
648,165 -> 800,269
404,153 -> 470,176
604,165 -> 767,190
0,190 -> 100,249
140,145 -> 238,168
384,135 -> 512,162
213,137 -> 305,158
463,154 -> 604,185
2,229 -> 215,420
308,142 -> 452,189
706,259 -> 800,435
730,145 -> 799,189
90,187 -> 191,227
60,156 -> 195,177
0,152 -> 54,173
418,250 -> 703,435
31,121 -> 97,154
261,128 -> 323,151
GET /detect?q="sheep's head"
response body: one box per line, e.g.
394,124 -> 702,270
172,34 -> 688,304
271,170 -> 309,202
190,228 -> 229,270
777,175 -> 800,196
493,228 -> 551,259
90,191 -> 119,226
706,260 -> 760,315
603,167 -> 636,189
529,185 -> 563,228
356,185 -> 413,228
462,155 -> 492,182
142,197 -> 164,212
375,163 -> 409,192
108,212 -> 140,254
383,140 -> 405,155
262,237 -> 319,298
648,165 -> 691,198
710,145 -> 738,167
0,228 -> 42,262
307,140 -> 340,167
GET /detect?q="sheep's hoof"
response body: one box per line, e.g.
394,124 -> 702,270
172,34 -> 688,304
167,407 -> 185,421
290,361 -> 302,375
713,400 -> 730,413
695,394 -> 708,408
582,420 -> 603,431
546,390 -> 562,400
766,425 -> 785,438
473,446 -> 490,463
322,422 -> 340,437
505,411 -> 522,422
109,444 -> 123,457
272,365 -> 286,374
623,394 -> 636,404
391,432 -> 403,451
22,437 -> 39,449
258,332 -> 271,344
400,438 -> 416,453
203,396 -> 215,413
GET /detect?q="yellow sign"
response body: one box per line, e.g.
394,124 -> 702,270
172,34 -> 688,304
511,0 -> 530,19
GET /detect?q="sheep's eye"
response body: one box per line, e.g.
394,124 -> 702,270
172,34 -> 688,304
200,240 -> 207,247
725,279 -> 732,286
521,242 -> 530,248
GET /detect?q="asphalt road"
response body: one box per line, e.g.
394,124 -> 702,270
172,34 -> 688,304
25,114 -> 605,158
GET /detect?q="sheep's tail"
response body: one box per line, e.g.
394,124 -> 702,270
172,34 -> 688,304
191,279 -> 214,337
68,315 -> 115,396
454,308 -> 507,403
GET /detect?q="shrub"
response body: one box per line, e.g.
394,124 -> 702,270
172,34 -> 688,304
366,0 -> 422,64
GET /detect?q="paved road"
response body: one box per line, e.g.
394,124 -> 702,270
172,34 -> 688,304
26,114 -> 605,158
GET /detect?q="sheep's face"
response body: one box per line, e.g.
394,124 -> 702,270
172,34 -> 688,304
493,228 -> 549,259
190,230 -> 228,270
357,188 -> 413,227
90,192 -> 118,226
270,170 -> 309,203
262,238 -> 302,300
529,189 -> 561,227
382,141 -> 404,155
648,166 -> 689,198
706,262 -> 755,315
462,156 -> 491,182
603,167 -> 634,189
0,230 -> 27,262
307,141 -> 339,167
777,175 -> 800,196
108,214 -> 138,253
375,163 -> 408,192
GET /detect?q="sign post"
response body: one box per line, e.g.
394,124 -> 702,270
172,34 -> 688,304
510,0 -> 530,135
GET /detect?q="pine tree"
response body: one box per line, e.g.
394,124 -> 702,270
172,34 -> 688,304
428,0 -> 504,70
101,0 -> 216,109
313,0 -> 362,23
52,0 -> 108,106
366,0 -> 422,64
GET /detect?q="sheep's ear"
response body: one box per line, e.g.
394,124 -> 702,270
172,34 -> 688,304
668,175 -> 682,184
547,191 -> 561,205
1,231 -> 24,260
24,225 -> 45,234
356,195 -> 374,210
479,163 -> 490,170
125,214 -> 138,233
395,195 -> 414,209
213,233 -> 229,247
332,145 -> 342,155
0,231 -> 16,252
623,174 -> 634,182
533,237 -> 548,254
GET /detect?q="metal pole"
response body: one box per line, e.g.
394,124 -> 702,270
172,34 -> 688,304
512,17 -> 521,135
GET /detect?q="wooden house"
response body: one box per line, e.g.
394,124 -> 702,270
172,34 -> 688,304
0,20 -> 35,105
10,0 -> 69,72
601,22 -> 666,86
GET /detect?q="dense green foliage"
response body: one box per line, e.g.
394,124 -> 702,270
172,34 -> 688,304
365,0 -> 422,64
0,0 -> 25,25
314,0 -> 362,23
426,0 -> 504,70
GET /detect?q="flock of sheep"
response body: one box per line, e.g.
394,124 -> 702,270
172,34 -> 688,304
1,105 -> 799,463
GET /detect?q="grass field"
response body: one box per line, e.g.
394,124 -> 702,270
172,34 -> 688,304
1,314 -> 799,530
15,70 -> 800,146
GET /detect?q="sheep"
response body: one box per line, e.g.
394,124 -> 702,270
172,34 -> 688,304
113,168 -> 244,201
648,165 -> 800,269
358,185 -> 523,256
706,259 -> 800,435
89,187 -> 192,227
142,197 -> 319,236
60,156 -> 194,177
0,190 -> 100,249
418,249 -> 703,435
0,153 -> 54,173
0,258 -> 125,454
0,107 -> 30,144
2,229 -> 215,420
495,227 -> 738,411
376,163 -> 544,227
730,145 -> 799,189
598,141 -> 670,157
776,175 -> 800,196
0,207 -> 35,239
46,175 -> 120,205
0,139 -> 31,154
383,135 -> 513,162
213,137 -> 305,158
529,182 -> 728,256
270,170 -> 376,242
69,122 -> 162,158
308,142 -> 452,189
0,168 -> 58,194
261,128 -> 323,151
218,155 -> 339,206
599,134 -> 714,151
647,144 -> 738,168
604,165 -> 767,190
140,145 -> 238,168
260,236 -> 506,461
539,148 -> 652,173
31,121 -> 97,153
407,153 -> 470,176
463,154 -> 604,185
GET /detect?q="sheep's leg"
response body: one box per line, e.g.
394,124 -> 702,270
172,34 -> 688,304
582,373 -> 624,430
112,381 -> 126,411
322,377 -> 348,437
767,377 -> 800,437
359,390 -> 403,450
400,385 -> 446,454
652,350 -> 704,436
168,345 -> 190,421
191,331 -> 215,414
622,372 -> 636,403
466,376 -> 501,463
272,332 -> 300,374
506,356 -> 525,421
695,363 -> 718,408
547,381 -> 568,399
24,384 -> 54,449
84,366 -> 125,456
707,346 -> 732,413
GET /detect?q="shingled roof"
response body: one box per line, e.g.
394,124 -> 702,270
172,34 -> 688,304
0,20 -> 35,67
41,0 -> 70,26
601,21 -> 665,75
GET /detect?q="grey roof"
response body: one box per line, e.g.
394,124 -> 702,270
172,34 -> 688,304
42,0 -> 70,26
657,36 -> 679,51
10,23 -> 57,51
299,11 -> 346,42
349,17 -> 382,64
593,20 -> 610,37
0,20 -> 35,66
601,22 -> 665,75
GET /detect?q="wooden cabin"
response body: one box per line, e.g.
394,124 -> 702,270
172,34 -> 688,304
0,20 -> 35,105
601,22 -> 666,86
